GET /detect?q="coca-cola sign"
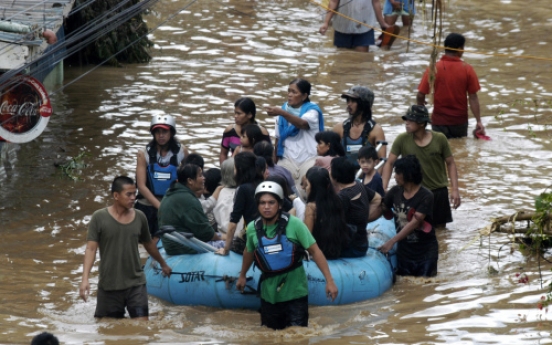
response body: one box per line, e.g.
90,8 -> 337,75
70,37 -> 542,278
0,75 -> 52,143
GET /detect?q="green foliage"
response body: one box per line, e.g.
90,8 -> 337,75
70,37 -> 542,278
55,152 -> 89,181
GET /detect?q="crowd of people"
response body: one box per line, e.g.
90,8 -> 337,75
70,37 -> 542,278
78,32 -> 485,330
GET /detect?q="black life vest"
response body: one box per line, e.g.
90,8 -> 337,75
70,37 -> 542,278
253,212 -> 305,278
145,144 -> 180,198
342,117 -> 376,165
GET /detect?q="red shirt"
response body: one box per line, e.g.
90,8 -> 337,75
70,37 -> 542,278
418,55 -> 480,126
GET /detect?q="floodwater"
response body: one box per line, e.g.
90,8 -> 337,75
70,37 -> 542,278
1,0 -> 552,343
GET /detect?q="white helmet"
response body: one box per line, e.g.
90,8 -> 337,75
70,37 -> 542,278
255,181 -> 284,201
150,114 -> 176,134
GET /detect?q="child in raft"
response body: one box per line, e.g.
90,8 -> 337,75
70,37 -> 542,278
357,145 -> 385,197
235,124 -> 270,154
313,131 -> 346,171
378,155 -> 438,277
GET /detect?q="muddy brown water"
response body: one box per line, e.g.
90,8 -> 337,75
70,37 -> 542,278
1,0 -> 552,343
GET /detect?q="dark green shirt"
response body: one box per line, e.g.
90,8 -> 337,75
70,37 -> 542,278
158,182 -> 215,255
87,208 -> 151,291
390,131 -> 452,190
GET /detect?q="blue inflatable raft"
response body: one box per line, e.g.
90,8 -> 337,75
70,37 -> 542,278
145,217 -> 397,309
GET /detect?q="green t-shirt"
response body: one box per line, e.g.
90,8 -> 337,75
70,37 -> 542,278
87,208 -> 151,291
390,131 -> 452,190
245,215 -> 316,304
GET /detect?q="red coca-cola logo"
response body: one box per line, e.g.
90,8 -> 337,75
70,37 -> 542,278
0,75 -> 52,143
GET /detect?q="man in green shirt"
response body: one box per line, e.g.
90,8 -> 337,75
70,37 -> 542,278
79,176 -> 171,319
236,181 -> 338,330
158,163 -> 224,255
381,105 -> 461,228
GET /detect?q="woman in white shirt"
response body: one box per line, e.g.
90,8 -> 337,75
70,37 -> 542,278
265,78 -> 324,188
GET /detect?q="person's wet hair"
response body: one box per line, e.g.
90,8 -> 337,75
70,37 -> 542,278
314,131 -> 346,157
241,124 -> 265,147
31,331 -> 59,345
393,155 -> 423,185
203,168 -> 221,196
178,163 -> 201,185
234,151 -> 263,187
111,176 -> 134,194
183,153 -> 204,170
253,141 -> 275,167
220,158 -> 237,188
357,145 -> 379,161
234,97 -> 257,123
289,78 -> 311,103
444,33 -> 465,53
305,166 -> 348,259
330,156 -> 357,184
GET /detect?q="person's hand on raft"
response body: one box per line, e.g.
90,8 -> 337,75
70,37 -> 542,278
215,248 -> 229,256
160,263 -> 172,277
236,275 -> 246,293
326,280 -> 338,302
265,106 -> 282,117
377,240 -> 394,254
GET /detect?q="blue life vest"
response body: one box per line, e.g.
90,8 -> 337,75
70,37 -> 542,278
253,212 -> 305,277
145,144 -> 180,197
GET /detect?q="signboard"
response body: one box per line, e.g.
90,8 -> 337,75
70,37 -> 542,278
0,75 -> 52,143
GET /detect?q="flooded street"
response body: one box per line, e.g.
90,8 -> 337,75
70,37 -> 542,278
1,0 -> 552,343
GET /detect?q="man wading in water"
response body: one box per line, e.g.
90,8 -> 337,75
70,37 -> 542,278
236,182 -> 338,330
80,176 -> 171,319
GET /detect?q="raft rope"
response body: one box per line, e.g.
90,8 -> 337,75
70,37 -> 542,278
151,264 -> 258,294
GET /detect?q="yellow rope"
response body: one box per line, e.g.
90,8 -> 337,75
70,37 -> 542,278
308,0 -> 552,62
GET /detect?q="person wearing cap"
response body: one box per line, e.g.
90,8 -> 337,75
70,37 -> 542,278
319,0 -> 389,52
417,33 -> 485,139
135,114 -> 188,239
236,181 -> 338,330
381,105 -> 460,229
378,155 -> 439,277
266,78 -> 324,187
333,85 -> 386,168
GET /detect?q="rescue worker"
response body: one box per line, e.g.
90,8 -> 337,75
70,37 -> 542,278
236,181 -> 338,330
332,85 -> 386,168
135,114 -> 188,239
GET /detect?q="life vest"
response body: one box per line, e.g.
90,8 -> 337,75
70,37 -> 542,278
253,212 -> 305,277
145,144 -> 180,197
342,117 -> 376,164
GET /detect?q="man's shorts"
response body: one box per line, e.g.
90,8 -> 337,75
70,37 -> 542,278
94,284 -> 149,318
431,123 -> 469,138
334,30 -> 375,49
397,256 -> 438,277
383,0 -> 416,16
260,295 -> 309,330
431,187 -> 453,226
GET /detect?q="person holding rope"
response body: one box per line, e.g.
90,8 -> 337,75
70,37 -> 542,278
417,33 -> 486,138
79,176 -> 171,319
319,0 -> 389,52
236,181 -> 337,330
